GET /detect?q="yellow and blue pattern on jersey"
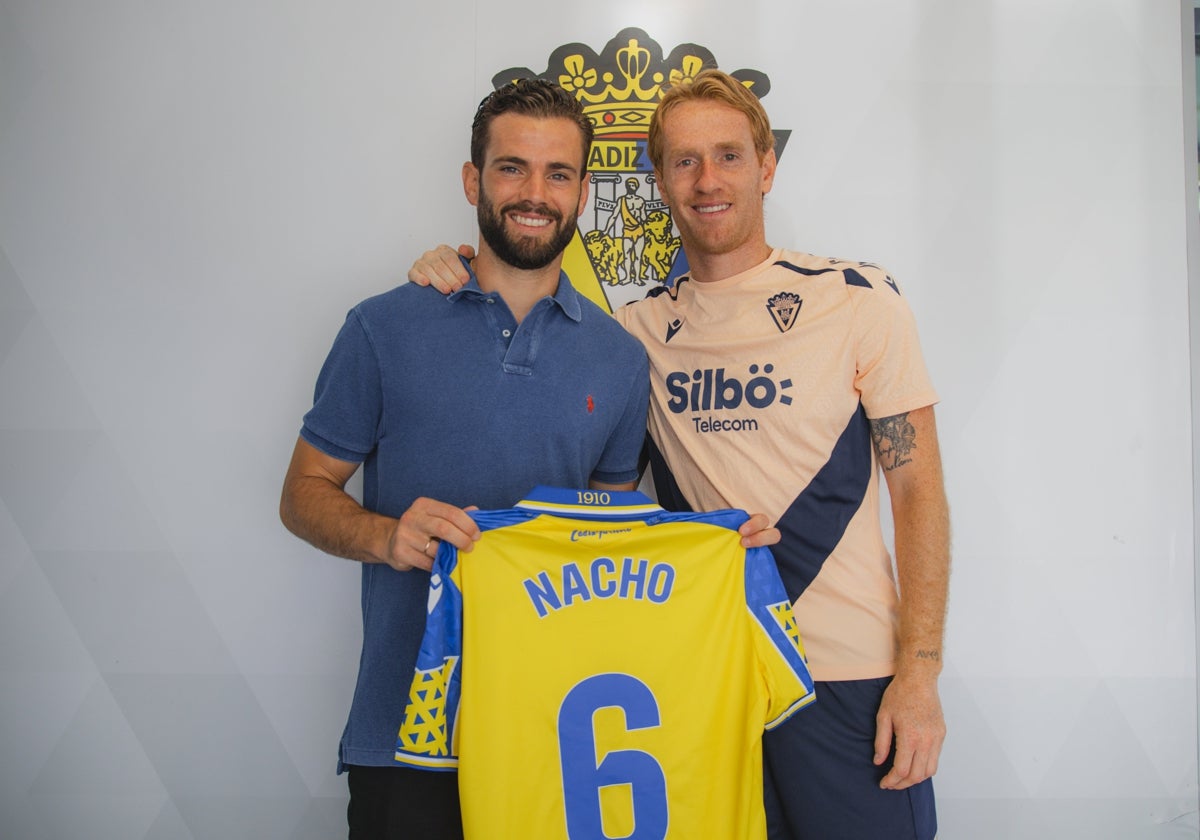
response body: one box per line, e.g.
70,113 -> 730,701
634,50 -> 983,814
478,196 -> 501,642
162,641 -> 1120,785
395,655 -> 459,768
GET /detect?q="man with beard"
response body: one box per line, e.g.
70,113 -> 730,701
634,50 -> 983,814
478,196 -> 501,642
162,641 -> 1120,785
279,79 -> 659,839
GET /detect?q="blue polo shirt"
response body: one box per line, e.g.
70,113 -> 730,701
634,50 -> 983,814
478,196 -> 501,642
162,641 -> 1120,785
300,267 -> 649,770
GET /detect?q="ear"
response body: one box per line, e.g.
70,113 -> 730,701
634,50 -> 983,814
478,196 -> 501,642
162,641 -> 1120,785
653,169 -> 672,207
462,162 -> 480,206
759,148 -> 777,197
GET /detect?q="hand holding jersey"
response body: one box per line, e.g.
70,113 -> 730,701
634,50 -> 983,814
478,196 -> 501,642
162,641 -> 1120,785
395,488 -> 814,840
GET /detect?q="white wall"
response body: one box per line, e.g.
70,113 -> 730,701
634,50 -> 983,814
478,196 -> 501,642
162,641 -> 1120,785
0,1 -> 1195,837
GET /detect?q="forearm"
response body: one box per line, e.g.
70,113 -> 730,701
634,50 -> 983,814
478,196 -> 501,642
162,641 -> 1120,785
869,407 -> 950,784
280,473 -> 395,566
892,483 -> 950,682
872,405 -> 951,682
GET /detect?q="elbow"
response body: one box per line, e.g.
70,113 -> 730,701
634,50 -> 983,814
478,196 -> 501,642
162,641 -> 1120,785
278,483 -> 301,538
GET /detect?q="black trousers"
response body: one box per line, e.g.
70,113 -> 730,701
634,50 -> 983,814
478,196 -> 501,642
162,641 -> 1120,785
346,764 -> 463,840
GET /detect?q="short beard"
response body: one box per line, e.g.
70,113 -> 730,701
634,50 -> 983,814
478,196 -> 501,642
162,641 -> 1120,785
476,184 -> 578,271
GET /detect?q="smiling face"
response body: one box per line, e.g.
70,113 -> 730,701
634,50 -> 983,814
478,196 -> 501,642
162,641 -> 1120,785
464,113 -> 589,272
654,100 -> 776,277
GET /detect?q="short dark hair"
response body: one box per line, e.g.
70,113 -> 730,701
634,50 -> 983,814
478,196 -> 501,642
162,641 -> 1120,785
470,78 -> 594,171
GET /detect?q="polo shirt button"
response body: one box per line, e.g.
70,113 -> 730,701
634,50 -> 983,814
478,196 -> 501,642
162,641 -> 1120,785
502,329 -> 511,337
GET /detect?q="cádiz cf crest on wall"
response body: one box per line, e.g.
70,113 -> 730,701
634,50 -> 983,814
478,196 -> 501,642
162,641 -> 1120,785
492,28 -> 789,314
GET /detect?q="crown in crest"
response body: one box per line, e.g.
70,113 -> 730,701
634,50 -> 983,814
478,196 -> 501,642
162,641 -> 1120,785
492,27 -> 773,138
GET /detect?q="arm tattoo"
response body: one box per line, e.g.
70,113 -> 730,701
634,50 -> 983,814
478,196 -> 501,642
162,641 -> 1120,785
870,412 -> 917,472
914,649 -> 941,662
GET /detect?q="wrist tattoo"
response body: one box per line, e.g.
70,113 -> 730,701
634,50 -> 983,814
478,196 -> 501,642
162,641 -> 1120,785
870,412 -> 916,471
915,649 -> 941,662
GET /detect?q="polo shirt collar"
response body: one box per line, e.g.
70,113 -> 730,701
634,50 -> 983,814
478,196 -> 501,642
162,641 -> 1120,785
447,256 -> 583,323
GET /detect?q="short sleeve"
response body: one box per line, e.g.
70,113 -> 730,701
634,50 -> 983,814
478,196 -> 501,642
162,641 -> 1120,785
394,546 -> 464,770
744,546 -> 817,728
300,308 -> 384,463
847,267 -> 939,420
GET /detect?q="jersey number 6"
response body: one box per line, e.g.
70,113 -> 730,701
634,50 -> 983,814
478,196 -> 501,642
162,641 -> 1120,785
557,673 -> 668,840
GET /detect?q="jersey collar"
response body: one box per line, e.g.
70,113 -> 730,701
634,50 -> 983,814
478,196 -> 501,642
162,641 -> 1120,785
515,486 -> 661,519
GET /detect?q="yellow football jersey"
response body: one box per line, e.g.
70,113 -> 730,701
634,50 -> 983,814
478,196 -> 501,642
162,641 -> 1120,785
395,487 -> 815,840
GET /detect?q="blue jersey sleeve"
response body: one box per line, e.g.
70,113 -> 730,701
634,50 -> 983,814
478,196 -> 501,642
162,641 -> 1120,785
744,546 -> 817,728
394,546 -> 465,770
